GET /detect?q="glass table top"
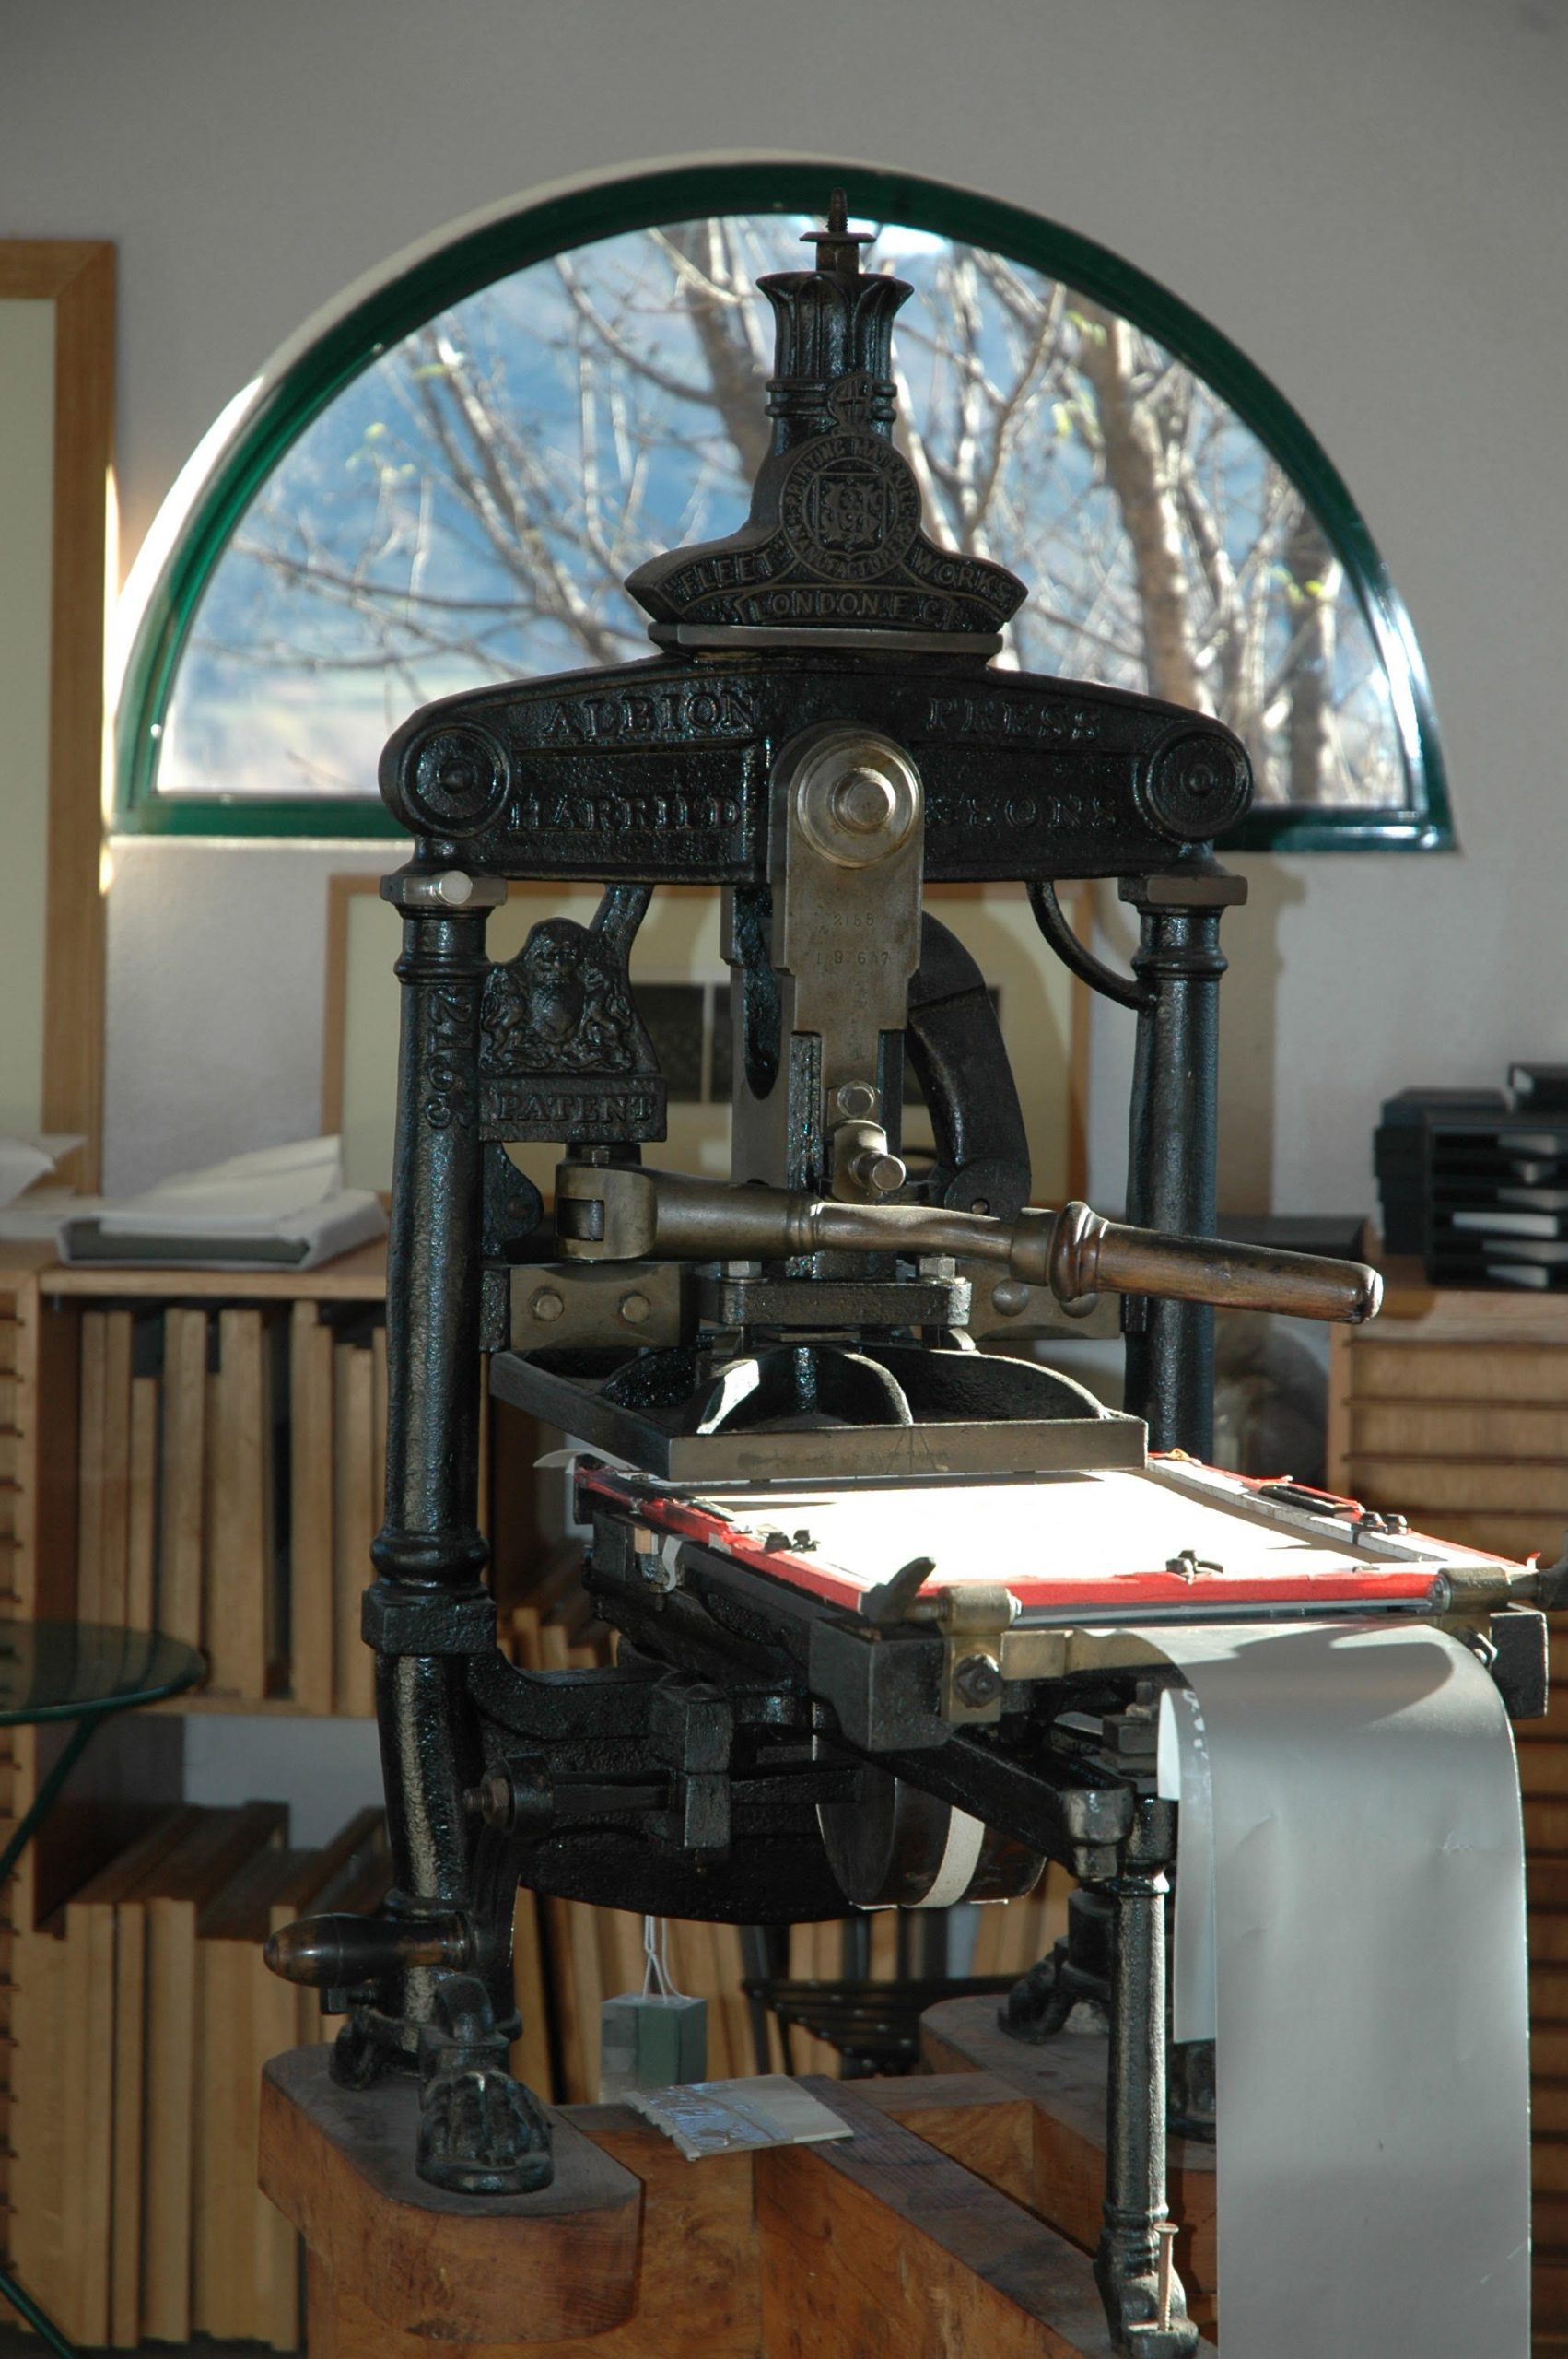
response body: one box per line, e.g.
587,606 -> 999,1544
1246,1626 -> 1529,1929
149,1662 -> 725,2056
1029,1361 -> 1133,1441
0,1623 -> 205,1724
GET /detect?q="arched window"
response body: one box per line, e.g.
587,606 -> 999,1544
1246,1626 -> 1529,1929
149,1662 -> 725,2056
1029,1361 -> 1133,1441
117,162 -> 1449,852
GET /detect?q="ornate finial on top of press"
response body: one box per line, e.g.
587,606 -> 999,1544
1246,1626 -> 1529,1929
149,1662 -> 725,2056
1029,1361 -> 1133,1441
625,190 -> 1027,653
800,186 -> 875,281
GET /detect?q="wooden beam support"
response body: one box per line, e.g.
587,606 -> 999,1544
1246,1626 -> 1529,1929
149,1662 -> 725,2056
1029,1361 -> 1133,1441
259,2049 -> 642,2344
759,2077 -> 1135,2359
843,2067 -> 1036,2206
263,2052 -> 759,2357
263,2037 -> 1215,2357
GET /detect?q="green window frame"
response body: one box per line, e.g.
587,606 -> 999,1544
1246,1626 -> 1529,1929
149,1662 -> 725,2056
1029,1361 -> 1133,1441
115,158 -> 1452,852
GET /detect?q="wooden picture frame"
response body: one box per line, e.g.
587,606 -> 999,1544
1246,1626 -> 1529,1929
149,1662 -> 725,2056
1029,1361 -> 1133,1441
324,874 -> 1091,1205
0,241 -> 115,1189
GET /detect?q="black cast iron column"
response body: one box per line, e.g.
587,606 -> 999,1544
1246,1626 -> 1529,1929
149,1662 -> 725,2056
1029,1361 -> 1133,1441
1094,1855 -> 1197,2355
366,868 -> 505,2037
1101,1869 -> 1168,2294
1119,870 -> 1246,1457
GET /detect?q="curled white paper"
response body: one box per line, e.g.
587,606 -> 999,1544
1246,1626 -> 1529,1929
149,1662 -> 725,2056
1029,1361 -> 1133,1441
1152,1621 -> 1530,2359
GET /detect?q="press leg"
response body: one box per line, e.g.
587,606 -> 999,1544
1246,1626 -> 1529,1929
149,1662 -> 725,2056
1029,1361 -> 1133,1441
1095,1869 -> 1198,2358
358,878 -> 550,2191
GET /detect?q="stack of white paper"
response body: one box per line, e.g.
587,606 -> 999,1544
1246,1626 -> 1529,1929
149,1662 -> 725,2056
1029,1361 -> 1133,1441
0,1133 -> 87,1234
56,1138 -> 385,1270
627,2074 -> 851,2161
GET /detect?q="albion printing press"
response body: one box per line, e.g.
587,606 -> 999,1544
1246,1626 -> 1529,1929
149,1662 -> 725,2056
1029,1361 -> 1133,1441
267,198 -> 1550,2355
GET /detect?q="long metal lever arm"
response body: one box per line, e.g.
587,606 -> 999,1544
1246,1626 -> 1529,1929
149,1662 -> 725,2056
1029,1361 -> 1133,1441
553,1165 -> 1382,1326
1042,1199 -> 1382,1324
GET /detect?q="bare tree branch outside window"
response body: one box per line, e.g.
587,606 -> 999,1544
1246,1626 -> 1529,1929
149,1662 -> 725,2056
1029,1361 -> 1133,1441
159,217 -> 1404,811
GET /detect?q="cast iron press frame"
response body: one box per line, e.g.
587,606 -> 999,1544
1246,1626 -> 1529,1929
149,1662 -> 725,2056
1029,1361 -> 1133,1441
265,196 -> 1547,2359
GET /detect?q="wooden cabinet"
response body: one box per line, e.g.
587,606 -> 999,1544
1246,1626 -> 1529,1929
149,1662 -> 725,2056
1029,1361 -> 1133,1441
0,1243 -> 393,2343
1328,1262 -> 1568,1566
1328,1262 -> 1568,2337
37,1241 -> 387,1708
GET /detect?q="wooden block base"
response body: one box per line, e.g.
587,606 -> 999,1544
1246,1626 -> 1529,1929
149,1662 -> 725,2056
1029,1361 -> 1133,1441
299,2103 -> 759,2359
260,2043 -> 1216,2357
260,2049 -> 643,2344
760,2077 -> 1126,2358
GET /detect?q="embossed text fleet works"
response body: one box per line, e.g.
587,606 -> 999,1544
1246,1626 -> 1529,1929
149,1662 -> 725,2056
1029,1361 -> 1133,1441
654,537 -> 1017,629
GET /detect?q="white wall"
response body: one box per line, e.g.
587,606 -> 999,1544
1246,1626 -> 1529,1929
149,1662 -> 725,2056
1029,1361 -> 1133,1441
181,1714 -> 384,1849
6,0 -> 1568,1208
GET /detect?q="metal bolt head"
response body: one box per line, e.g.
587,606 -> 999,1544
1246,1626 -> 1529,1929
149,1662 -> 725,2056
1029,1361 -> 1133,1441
849,1146 -> 906,1197
991,1279 -> 1030,1318
618,1290 -> 651,1325
834,1080 -> 879,1121
529,1287 -> 566,1323
400,866 -> 506,910
953,1651 -> 1002,1707
1354,1508 -> 1406,1537
830,766 -> 896,836
791,727 -> 921,867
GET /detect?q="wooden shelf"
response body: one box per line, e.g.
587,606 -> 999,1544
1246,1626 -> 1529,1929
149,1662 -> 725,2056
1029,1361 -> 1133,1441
36,1238 -> 388,1301
1366,1256 -> 1568,1336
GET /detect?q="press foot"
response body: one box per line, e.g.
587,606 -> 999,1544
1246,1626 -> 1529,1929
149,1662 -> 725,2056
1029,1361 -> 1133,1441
416,1972 -> 554,2195
1000,1941 -> 1110,2043
331,2010 -> 390,2090
1095,2227 -> 1199,2359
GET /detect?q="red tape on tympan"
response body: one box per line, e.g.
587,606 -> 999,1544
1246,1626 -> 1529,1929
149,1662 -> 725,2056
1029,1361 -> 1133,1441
577,1465 -> 1445,1615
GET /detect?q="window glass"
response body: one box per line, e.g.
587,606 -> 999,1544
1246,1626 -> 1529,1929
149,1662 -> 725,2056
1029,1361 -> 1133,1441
155,215 -> 1409,819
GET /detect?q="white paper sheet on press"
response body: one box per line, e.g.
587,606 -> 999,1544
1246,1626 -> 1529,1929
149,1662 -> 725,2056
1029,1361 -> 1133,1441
708,1473 -> 1377,1584
1154,1623 -> 1529,2358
